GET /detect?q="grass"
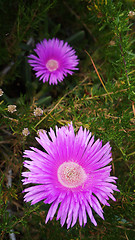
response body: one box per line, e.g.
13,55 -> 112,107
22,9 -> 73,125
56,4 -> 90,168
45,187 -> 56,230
0,0 -> 135,239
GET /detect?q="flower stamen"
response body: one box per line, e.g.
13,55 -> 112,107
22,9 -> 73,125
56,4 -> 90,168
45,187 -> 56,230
46,59 -> 58,72
57,162 -> 87,188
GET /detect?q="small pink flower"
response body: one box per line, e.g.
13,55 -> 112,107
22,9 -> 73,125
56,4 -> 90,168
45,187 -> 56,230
0,88 -> 4,96
22,128 -> 30,137
28,38 -> 79,85
33,107 -> 43,117
22,123 -> 119,228
8,105 -> 17,113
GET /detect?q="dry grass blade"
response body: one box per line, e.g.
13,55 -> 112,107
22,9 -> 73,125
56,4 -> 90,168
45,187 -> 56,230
85,50 -> 113,102
34,77 -> 89,128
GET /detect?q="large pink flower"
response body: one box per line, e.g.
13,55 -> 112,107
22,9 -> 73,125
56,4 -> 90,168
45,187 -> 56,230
28,38 -> 79,85
22,123 -> 119,228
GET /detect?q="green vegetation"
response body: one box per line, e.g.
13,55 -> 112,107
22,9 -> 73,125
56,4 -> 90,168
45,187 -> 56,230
0,0 -> 135,239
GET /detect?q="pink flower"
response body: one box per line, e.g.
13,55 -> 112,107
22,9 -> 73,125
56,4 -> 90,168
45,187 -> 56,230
22,123 -> 119,228
28,38 -> 79,85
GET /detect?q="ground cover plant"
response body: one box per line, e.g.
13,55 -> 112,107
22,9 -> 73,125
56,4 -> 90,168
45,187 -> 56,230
0,0 -> 135,239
